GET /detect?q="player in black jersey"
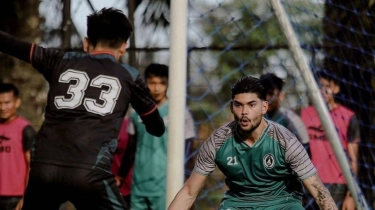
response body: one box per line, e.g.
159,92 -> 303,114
0,8 -> 165,210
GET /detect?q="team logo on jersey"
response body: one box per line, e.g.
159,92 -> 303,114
0,135 -> 11,153
263,153 -> 275,169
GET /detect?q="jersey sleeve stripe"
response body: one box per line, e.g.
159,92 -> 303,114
139,105 -> 157,116
29,43 -> 35,64
194,166 -> 210,176
299,169 -> 317,181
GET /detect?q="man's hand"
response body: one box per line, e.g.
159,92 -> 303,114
115,176 -> 124,186
341,194 -> 355,210
15,198 -> 23,210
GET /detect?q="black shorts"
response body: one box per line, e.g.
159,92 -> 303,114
0,196 -> 22,210
22,163 -> 128,210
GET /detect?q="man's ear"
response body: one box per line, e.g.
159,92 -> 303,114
119,42 -> 128,56
230,101 -> 234,114
83,37 -> 89,52
262,100 -> 268,115
278,91 -> 285,101
15,98 -> 21,109
332,81 -> 340,94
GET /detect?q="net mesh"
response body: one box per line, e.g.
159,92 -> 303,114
185,0 -> 375,209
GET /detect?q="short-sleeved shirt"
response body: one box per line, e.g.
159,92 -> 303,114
29,46 -> 157,171
127,101 -> 195,196
265,107 -> 310,144
194,120 -> 316,203
0,116 -> 35,195
301,105 -> 360,184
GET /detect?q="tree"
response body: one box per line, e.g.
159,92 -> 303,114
0,0 -> 46,130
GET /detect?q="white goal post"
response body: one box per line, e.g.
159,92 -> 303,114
166,0 -> 189,207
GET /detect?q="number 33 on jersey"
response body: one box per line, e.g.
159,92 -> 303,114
54,69 -> 121,116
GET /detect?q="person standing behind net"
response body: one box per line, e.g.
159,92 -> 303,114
168,76 -> 337,210
259,73 -> 310,153
301,71 -> 359,210
0,7 -> 165,210
0,84 -> 36,210
120,63 -> 195,210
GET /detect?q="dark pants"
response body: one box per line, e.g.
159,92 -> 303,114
22,163 -> 128,210
0,196 -> 22,210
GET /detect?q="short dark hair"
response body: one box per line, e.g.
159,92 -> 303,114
144,63 -> 169,79
315,70 -> 339,85
231,76 -> 266,100
87,7 -> 133,48
259,73 -> 284,93
0,83 -> 19,97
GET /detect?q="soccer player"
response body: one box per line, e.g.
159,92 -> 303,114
119,63 -> 195,210
301,71 -> 359,210
0,83 -> 35,210
259,73 -> 310,152
0,8 -> 165,210
168,76 -> 337,210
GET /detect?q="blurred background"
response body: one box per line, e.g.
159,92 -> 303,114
1,0 -> 375,209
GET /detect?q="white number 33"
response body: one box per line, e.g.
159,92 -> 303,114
54,69 -> 121,116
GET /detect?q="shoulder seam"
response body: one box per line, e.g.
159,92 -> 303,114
120,63 -> 140,81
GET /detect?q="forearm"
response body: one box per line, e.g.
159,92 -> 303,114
304,175 -> 338,210
311,180 -> 337,209
141,109 -> 165,137
168,187 -> 196,210
24,151 -> 31,191
0,30 -> 32,62
168,171 -> 207,210
348,143 -> 359,176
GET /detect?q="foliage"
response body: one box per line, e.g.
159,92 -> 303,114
0,0 -> 46,130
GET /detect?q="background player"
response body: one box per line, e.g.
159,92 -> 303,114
168,76 -> 337,210
0,7 -> 165,210
119,63 -> 195,210
259,73 -> 309,152
0,83 -> 35,210
301,71 -> 359,210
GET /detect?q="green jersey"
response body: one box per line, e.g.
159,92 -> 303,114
195,120 -> 316,208
128,101 -> 195,197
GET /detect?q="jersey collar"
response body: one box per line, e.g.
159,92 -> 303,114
90,50 -> 116,61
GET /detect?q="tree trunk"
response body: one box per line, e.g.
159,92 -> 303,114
128,0 -> 138,68
323,1 -> 375,207
0,0 -> 46,130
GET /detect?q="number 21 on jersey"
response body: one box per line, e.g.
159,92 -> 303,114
227,156 -> 238,165
54,69 -> 121,116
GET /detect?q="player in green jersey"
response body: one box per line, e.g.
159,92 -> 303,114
119,63 -> 195,210
168,76 -> 337,210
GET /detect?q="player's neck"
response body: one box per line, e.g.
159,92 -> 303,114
156,97 -> 168,107
89,46 -> 121,61
327,101 -> 339,111
0,114 -> 17,124
266,108 -> 278,118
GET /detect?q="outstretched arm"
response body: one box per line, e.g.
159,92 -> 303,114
303,174 -> 338,210
140,109 -> 165,137
0,30 -> 32,62
168,171 -> 208,210
130,75 -> 165,137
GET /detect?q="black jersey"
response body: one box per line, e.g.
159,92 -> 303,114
28,46 -> 157,170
